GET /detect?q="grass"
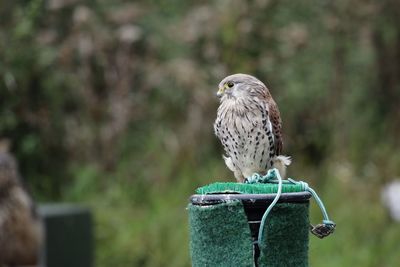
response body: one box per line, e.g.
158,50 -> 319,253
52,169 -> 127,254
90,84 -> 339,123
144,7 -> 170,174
308,164 -> 400,267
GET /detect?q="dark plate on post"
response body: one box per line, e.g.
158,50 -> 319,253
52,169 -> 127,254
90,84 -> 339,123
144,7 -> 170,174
190,192 -> 312,205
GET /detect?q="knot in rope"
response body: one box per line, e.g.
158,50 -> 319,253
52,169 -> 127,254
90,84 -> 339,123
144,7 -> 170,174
244,170 -> 277,184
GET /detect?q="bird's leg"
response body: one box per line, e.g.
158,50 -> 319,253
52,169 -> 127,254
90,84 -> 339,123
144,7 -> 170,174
272,155 -> 291,179
234,171 -> 245,183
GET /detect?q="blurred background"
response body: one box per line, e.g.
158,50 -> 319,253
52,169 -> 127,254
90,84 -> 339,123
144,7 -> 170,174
1,0 -> 400,266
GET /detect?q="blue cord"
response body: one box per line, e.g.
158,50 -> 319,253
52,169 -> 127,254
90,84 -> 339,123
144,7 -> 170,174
287,178 -> 335,225
256,169 -> 282,243
246,169 -> 335,244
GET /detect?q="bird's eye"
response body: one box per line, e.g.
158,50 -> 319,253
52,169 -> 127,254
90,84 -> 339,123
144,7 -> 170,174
227,81 -> 234,88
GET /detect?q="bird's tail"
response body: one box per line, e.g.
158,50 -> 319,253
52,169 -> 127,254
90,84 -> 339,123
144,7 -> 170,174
272,155 -> 292,179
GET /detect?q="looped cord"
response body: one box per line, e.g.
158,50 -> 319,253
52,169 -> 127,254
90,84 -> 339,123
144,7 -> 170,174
246,169 -> 336,244
253,169 -> 283,244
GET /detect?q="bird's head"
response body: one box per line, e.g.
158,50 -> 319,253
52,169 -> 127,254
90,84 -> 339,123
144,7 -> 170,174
217,73 -> 267,100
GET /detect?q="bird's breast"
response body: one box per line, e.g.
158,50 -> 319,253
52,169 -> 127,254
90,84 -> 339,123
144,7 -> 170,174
214,100 -> 275,175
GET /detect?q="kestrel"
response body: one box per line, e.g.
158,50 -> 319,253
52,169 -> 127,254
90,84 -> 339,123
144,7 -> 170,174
214,73 -> 291,182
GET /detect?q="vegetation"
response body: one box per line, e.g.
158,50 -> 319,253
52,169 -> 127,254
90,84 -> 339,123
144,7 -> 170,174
1,0 -> 400,266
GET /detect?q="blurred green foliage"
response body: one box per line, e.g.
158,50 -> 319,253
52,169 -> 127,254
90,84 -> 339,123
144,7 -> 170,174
1,0 -> 400,266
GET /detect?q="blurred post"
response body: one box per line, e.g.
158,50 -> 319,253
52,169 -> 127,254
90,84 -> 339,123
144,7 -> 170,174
38,204 -> 93,267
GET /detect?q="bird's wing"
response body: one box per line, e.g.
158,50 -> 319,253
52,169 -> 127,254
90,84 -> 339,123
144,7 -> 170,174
269,100 -> 283,156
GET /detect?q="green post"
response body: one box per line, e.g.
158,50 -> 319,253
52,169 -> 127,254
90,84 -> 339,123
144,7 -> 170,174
188,170 -> 335,267
189,191 -> 311,267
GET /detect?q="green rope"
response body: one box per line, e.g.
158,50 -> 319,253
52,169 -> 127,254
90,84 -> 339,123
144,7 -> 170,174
247,169 -> 283,244
246,168 -> 336,243
286,178 -> 335,226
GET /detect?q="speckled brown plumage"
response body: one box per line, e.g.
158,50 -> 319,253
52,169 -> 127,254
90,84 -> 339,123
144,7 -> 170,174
0,151 -> 43,265
214,73 -> 291,182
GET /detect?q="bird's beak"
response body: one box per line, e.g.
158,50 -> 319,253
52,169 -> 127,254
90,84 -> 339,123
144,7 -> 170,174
216,87 -> 224,98
216,84 -> 228,98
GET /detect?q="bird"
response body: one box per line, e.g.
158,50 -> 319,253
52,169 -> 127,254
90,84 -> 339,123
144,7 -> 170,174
0,148 -> 43,266
214,73 -> 291,182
